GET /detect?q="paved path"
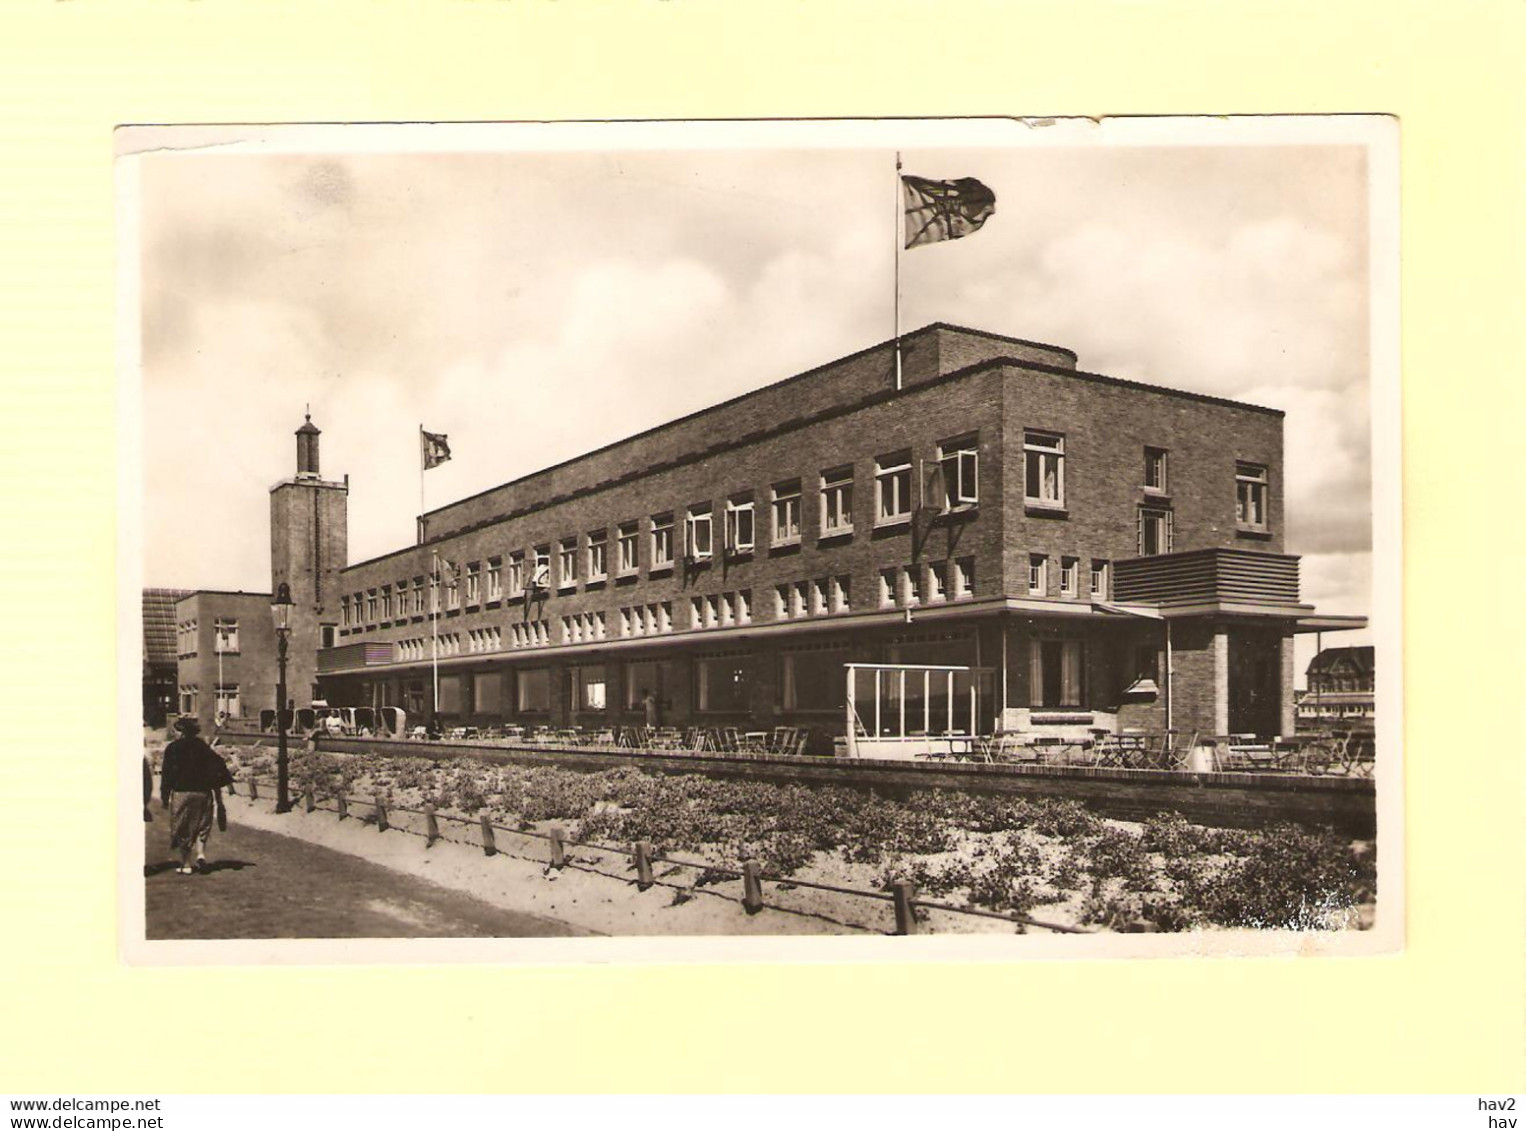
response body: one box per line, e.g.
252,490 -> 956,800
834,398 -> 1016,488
144,810 -> 587,939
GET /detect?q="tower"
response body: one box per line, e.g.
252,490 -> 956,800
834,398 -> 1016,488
270,411 -> 348,709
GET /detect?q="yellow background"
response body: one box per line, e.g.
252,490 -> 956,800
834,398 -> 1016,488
2,0 -> 1523,1093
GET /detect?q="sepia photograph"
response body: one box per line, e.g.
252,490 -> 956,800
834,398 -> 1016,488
120,117 -> 1399,957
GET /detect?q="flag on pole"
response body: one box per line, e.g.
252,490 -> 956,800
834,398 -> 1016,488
901,175 -> 997,249
421,429 -> 452,470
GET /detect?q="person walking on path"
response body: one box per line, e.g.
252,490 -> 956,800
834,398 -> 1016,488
160,717 -> 234,875
642,689 -> 660,729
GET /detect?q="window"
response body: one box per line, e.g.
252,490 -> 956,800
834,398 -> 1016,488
775,583 -> 792,619
617,522 -> 639,574
771,480 -> 802,545
810,578 -> 828,617
938,436 -> 979,508
444,570 -> 460,610
412,577 -> 425,614
921,558 -> 946,601
1024,431 -> 1065,507
558,538 -> 578,589
517,668 -> 550,712
1060,557 -> 1079,597
213,618 -> 239,654
340,596 -> 351,627
724,496 -> 755,555
215,684 -> 240,719
1145,447 -> 1168,493
321,625 -> 336,649
658,602 -> 672,633
953,557 -> 974,599
1236,462 -> 1269,529
696,656 -> 750,713
820,467 -> 854,535
735,590 -> 752,625
780,647 -> 852,712
474,673 -> 503,715
179,685 -> 198,715
366,590 -> 378,622
587,529 -> 608,580
1029,639 -> 1085,708
506,553 -> 524,597
486,557 -> 502,602
878,568 -> 896,608
579,665 -> 607,711
651,514 -> 674,569
1090,559 -> 1109,599
464,564 -> 480,606
1028,554 -> 1048,596
876,452 -> 913,524
1139,507 -> 1173,556
685,506 -> 713,561
532,547 -> 551,590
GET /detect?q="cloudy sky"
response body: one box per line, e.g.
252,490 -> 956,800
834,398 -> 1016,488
132,121 -> 1379,678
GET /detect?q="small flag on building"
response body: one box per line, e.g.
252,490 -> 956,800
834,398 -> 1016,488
421,429 -> 452,470
901,175 -> 997,249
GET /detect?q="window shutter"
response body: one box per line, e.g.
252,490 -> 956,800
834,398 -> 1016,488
1136,509 -> 1144,556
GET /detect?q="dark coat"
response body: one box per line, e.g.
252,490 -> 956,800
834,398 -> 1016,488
160,735 -> 233,802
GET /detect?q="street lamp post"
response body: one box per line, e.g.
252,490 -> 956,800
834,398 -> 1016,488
271,581 -> 295,814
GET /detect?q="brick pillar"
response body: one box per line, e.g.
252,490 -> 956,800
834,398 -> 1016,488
1279,631 -> 1297,738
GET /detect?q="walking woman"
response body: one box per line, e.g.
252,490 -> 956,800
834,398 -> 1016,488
160,717 -> 234,874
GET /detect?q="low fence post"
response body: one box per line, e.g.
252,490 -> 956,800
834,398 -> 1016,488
375,796 -> 388,832
633,841 -> 654,890
890,881 -> 919,936
742,860 -> 764,915
480,814 -> 497,856
424,804 -> 440,847
549,827 -> 567,870
248,777 -> 258,801
336,791 -> 348,820
303,788 -> 315,814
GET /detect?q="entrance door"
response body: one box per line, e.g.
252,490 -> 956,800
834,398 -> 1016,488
1229,632 -> 1282,737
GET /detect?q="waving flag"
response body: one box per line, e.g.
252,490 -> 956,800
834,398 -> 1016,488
901,175 -> 997,249
421,429 -> 452,470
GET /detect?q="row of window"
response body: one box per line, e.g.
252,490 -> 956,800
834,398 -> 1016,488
176,684 -> 241,716
340,441 -> 1270,628
1026,555 -> 1111,599
877,558 -> 978,608
176,618 -> 242,657
619,602 -> 676,638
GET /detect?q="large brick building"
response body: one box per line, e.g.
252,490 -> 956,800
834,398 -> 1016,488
317,324 -> 1362,750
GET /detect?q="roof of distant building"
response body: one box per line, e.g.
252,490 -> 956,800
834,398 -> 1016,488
142,588 -> 192,665
1306,645 -> 1375,677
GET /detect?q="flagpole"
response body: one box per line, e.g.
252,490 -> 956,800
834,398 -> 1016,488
431,547 -> 440,732
894,151 -> 903,391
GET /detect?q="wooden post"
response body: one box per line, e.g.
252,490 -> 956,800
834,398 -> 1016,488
890,880 -> 919,936
303,788 -> 315,814
248,777 -> 259,801
375,796 -> 388,832
480,814 -> 497,856
633,841 -> 654,890
549,826 -> 567,870
742,860 -> 764,915
424,804 -> 439,847
336,791 -> 348,820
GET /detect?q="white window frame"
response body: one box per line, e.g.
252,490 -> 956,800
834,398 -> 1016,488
486,558 -> 502,602
878,568 -> 896,609
1060,556 -> 1079,597
1236,462 -> 1269,529
1090,559 -> 1109,599
927,561 -> 947,602
558,538 -> 578,589
617,522 -> 639,574
651,514 -> 675,569
1144,447 -> 1169,494
875,453 -> 913,525
772,480 -> 802,545
1139,507 -> 1174,556
725,497 -> 755,555
464,564 -> 480,606
214,618 -> 239,654
1024,430 -> 1065,508
686,506 -> 713,562
953,556 -> 974,599
819,466 -> 854,536
1028,554 -> 1048,596
587,530 -> 608,581
830,575 -> 850,614
775,583 -> 791,619
901,565 -> 921,607
937,437 -> 979,509
506,553 -> 525,597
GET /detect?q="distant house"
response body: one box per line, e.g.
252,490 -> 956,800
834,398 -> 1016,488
1298,645 -> 1375,725
142,588 -> 191,726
